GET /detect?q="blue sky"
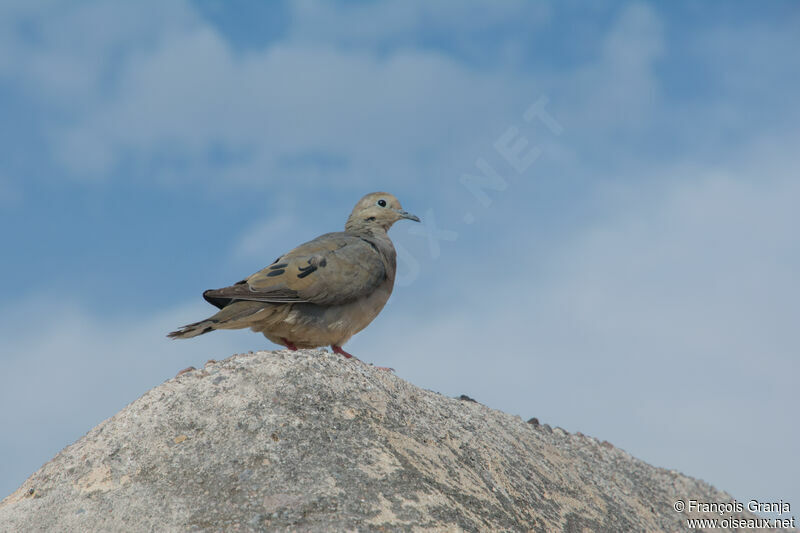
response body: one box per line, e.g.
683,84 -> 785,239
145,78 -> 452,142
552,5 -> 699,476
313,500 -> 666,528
1,0 -> 798,515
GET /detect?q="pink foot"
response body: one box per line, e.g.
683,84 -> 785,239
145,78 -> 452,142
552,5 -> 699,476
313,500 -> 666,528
331,345 -> 354,358
282,338 -> 298,351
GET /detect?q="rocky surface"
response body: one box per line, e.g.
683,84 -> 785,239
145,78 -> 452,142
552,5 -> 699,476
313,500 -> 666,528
0,350 -> 788,532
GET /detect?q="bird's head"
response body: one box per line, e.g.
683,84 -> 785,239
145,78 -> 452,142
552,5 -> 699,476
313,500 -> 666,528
345,192 -> 420,234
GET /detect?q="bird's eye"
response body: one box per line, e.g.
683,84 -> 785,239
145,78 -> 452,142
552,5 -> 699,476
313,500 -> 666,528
377,199 -> 387,207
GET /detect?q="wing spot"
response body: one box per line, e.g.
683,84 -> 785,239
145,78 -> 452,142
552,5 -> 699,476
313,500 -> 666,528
297,266 -> 318,279
307,256 -> 327,268
266,269 -> 285,277
269,263 -> 288,270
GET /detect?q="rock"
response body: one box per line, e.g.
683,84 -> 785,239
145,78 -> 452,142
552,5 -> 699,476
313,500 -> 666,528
0,350 -> 785,532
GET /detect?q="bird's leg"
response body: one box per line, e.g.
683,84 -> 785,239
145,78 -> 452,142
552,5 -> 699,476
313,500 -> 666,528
331,345 -> 354,358
282,338 -> 298,351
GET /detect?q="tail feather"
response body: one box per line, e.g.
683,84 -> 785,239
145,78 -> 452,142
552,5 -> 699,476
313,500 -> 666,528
167,320 -> 216,339
167,301 -> 275,339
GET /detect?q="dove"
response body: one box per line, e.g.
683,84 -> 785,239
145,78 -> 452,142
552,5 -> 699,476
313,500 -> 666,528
168,192 -> 420,360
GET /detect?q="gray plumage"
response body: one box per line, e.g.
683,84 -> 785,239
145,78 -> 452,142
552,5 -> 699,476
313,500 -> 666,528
168,192 -> 419,355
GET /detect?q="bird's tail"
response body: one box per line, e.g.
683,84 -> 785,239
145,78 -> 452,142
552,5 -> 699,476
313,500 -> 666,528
167,301 -> 274,339
167,319 -> 217,339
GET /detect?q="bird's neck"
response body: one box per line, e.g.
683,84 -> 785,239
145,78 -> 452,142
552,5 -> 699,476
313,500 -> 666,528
344,220 -> 390,236
345,226 -> 396,261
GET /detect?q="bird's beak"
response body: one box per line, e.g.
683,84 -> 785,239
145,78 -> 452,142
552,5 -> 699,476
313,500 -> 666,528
397,210 -> 421,222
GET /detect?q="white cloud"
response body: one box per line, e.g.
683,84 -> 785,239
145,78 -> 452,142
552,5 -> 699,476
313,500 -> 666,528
0,0 -> 678,215
0,0 -> 198,108
8,1 -> 661,190
288,0 -> 551,53
558,2 -> 664,131
233,213 -> 306,262
51,31 -> 531,186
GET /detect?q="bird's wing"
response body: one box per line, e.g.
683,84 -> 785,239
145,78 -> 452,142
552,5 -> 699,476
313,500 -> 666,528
203,232 -> 388,308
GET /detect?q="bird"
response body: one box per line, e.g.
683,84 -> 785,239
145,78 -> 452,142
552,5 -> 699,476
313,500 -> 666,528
168,192 -> 420,361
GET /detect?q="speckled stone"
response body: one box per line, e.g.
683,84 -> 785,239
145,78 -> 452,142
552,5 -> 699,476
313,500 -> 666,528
0,350 -> 781,532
